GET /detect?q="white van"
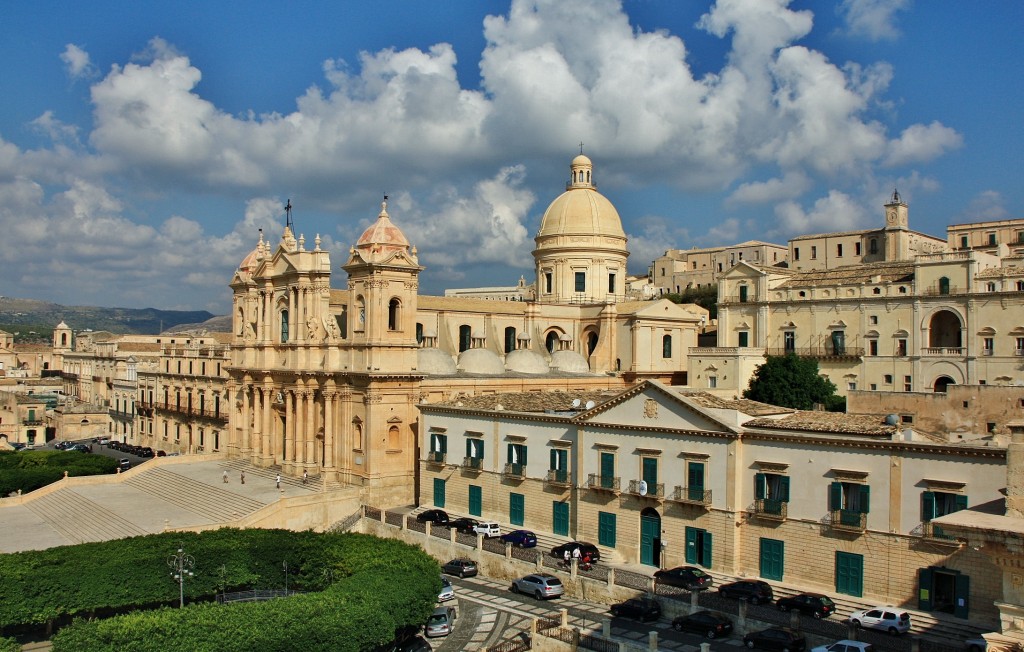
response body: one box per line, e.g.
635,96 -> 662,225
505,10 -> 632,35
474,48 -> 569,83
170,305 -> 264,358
473,521 -> 501,538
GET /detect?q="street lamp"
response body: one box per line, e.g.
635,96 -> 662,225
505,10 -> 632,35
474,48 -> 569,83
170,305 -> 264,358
168,547 -> 195,608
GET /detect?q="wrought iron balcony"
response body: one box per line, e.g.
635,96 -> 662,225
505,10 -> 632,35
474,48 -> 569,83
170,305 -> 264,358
503,463 -> 525,480
425,451 -> 446,465
587,473 -> 620,492
765,347 -> 864,360
670,485 -> 712,506
921,521 -> 957,542
752,499 -> 787,520
22,419 -> 43,426
829,509 -> 867,532
627,479 -> 665,498
462,456 -> 483,471
545,469 -> 571,486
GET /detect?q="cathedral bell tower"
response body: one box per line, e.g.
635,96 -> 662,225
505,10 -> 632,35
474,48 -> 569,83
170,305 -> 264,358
342,198 -> 423,373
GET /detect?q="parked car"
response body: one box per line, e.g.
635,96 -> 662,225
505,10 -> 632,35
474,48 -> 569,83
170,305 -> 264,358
654,566 -> 713,591
69,444 -> 92,453
473,521 -> 501,538
510,573 -> 564,600
718,579 -> 774,605
425,605 -> 457,637
811,641 -> 874,652
118,458 -> 132,471
447,517 -> 480,534
138,447 -> 155,458
610,597 -> 661,622
156,450 -> 167,457
500,529 -> 538,548
776,593 -> 835,619
550,541 -> 601,562
672,611 -> 734,639
437,576 -> 455,602
441,558 -> 477,578
743,628 -> 806,652
848,607 -> 911,635
396,636 -> 432,652
416,509 -> 449,525
92,437 -> 109,445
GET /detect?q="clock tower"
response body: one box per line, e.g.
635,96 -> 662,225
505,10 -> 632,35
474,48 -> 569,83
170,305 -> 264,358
883,189 -> 910,261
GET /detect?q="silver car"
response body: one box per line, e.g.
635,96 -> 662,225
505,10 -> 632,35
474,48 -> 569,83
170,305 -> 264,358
425,605 -> 456,637
437,576 -> 454,602
849,607 -> 911,635
510,573 -> 564,600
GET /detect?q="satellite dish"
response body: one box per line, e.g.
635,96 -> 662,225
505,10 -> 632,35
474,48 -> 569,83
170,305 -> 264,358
638,480 -> 648,496
585,401 -> 596,409
572,399 -> 581,408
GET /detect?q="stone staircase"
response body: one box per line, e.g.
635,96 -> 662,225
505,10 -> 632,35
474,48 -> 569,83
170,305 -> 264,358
23,489 -> 148,544
125,467 -> 267,522
217,459 -> 346,491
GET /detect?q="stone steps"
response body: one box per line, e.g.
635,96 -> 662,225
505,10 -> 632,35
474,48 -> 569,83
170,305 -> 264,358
125,467 -> 267,522
23,489 -> 147,544
217,459 -> 338,490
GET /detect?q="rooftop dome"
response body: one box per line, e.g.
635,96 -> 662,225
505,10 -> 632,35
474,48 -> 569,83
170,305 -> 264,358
457,348 -> 505,375
537,155 -> 625,239
417,348 -> 457,375
356,198 -> 410,253
549,350 -> 590,373
504,349 -> 550,374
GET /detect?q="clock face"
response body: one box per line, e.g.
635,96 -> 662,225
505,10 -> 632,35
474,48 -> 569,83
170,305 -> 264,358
887,210 -> 897,223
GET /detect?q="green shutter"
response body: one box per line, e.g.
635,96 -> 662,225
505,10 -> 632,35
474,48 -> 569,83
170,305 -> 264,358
830,481 -> 843,510
521,445 -> 527,466
685,527 -> 697,564
701,531 -> 713,568
507,443 -> 513,464
954,494 -> 968,512
779,476 -> 790,502
433,478 -> 446,508
642,457 -> 658,485
440,435 -> 447,454
467,439 -> 473,458
918,567 -> 934,611
755,473 -> 765,499
688,462 -> 705,490
510,493 -> 525,526
922,491 -> 936,521
859,484 -> 871,513
601,452 -> 614,478
469,485 -> 482,516
954,573 -> 970,619
550,449 -> 557,470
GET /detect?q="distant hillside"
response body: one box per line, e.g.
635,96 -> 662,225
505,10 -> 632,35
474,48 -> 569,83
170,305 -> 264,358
0,296 -> 223,341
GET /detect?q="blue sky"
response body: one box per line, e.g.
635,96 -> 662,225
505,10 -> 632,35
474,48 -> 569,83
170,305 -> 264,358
0,0 -> 1020,313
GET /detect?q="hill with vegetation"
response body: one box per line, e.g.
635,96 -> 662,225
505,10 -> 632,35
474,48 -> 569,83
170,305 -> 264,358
0,296 -> 224,343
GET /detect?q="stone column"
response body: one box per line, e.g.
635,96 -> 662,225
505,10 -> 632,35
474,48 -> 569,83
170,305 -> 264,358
283,389 -> 294,464
261,385 -> 273,464
323,389 -> 335,469
240,383 -> 252,455
251,386 -> 262,461
305,388 -> 316,468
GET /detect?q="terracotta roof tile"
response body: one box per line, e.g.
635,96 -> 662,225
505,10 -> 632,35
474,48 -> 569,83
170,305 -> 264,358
680,391 -> 795,416
778,262 -> 914,288
432,389 -> 619,413
744,410 -> 898,436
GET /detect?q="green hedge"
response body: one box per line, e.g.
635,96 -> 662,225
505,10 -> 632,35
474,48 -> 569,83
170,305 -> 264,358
0,450 -> 118,495
0,637 -> 18,652
1,529 -> 439,651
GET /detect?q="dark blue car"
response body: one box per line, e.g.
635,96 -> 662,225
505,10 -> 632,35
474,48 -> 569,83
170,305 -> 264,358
500,529 -> 538,548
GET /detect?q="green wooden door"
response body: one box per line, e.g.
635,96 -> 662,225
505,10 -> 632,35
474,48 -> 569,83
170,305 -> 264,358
954,573 -> 970,619
510,493 -> 525,526
835,551 -> 864,597
687,462 -> 705,501
552,501 -> 569,536
918,567 -> 933,611
640,510 -> 661,567
759,538 -> 784,581
600,452 -> 615,488
598,512 -> 616,547
685,527 -> 712,568
433,478 -> 445,508
469,485 -> 482,516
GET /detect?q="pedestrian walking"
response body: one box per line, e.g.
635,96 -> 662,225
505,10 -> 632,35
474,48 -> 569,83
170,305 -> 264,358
302,470 -> 308,485
563,549 -> 570,567
240,470 -> 245,484
276,473 -> 281,489
572,546 -> 581,564
223,470 -> 228,484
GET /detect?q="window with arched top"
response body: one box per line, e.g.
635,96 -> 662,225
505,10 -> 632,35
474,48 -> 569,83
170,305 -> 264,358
869,238 -> 878,254
459,325 -> 472,352
546,331 -> 559,353
938,277 -> 950,295
504,327 -> 516,354
416,323 -> 424,345
388,298 -> 401,330
61,333 -> 67,346
587,331 -> 599,355
280,309 -> 289,342
662,335 -> 672,358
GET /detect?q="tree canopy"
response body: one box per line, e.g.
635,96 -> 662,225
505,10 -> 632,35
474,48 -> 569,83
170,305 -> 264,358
742,354 -> 845,411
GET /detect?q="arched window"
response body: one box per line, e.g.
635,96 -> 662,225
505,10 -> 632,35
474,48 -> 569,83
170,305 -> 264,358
416,323 -> 424,345
869,238 -> 878,255
504,327 -> 516,354
280,310 -> 289,342
587,332 -> 599,355
662,335 -> 672,358
459,325 -> 472,352
545,331 -> 559,353
61,333 -> 67,346
388,298 -> 401,330
355,296 -> 365,331
938,277 -> 950,295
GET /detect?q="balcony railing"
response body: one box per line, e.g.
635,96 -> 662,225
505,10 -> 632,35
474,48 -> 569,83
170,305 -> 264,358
426,451 -> 446,465
765,347 -> 864,360
670,485 -> 712,506
921,521 -> 957,542
587,473 -> 620,492
1016,349 -> 1024,357
829,509 -> 867,532
922,347 -> 965,356
22,419 -> 43,426
752,499 -> 787,520
545,469 -> 571,486
503,463 -> 525,480
462,456 -> 483,471
627,479 -> 665,498
981,349 -> 994,357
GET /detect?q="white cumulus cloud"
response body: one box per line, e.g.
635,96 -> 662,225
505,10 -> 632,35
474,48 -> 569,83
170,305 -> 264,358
839,0 -> 911,41
61,43 -> 97,79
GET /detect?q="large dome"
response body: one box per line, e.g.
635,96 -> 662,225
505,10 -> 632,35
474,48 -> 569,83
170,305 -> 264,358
550,350 -> 590,373
356,199 -> 410,252
457,349 -> 505,375
504,349 -> 550,374
417,348 -> 457,375
537,156 -> 625,239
